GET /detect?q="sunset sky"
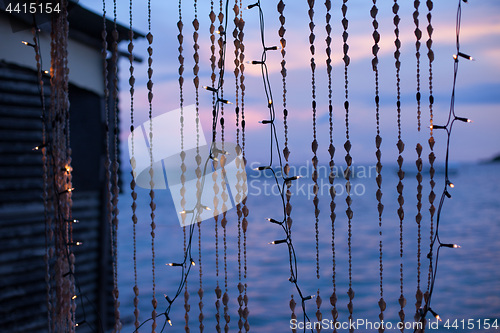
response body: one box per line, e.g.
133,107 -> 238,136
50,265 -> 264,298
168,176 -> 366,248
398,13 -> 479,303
82,0 -> 500,167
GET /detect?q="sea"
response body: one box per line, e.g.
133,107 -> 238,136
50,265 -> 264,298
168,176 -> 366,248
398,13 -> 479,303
116,161 -> 500,332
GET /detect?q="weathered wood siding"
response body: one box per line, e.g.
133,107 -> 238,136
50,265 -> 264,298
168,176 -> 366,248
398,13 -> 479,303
0,61 -> 114,332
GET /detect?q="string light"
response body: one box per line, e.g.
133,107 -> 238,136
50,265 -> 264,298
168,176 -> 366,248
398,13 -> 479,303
75,320 -> 86,327
67,241 -> 83,246
455,116 -> 472,123
21,40 -> 35,47
32,143 -> 48,151
430,124 -> 446,130
441,243 -> 461,248
453,52 -> 474,61
166,263 -> 184,267
266,218 -> 282,225
268,239 -> 287,245
428,308 -> 442,321
132,1 -> 233,331
245,1 -> 313,330
203,85 -> 218,92
284,175 -> 301,182
217,98 -> 232,104
254,166 -> 271,171
246,60 -> 264,65
417,1 -> 473,330
58,188 -> 74,195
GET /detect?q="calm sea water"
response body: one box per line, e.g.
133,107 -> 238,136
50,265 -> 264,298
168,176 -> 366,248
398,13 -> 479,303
116,162 -> 500,332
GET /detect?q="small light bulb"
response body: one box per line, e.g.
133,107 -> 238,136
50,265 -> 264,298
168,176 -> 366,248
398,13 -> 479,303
75,241 -> 82,246
453,244 -> 460,248
32,143 -> 47,151
266,218 -> 281,224
269,239 -> 287,245
284,175 -> 301,182
168,319 -> 172,326
454,52 -> 474,61
21,41 -> 35,47
245,3 -> 258,10
429,308 -> 442,321
72,295 -> 77,300
167,263 -> 183,267
191,260 -> 196,266
203,85 -> 218,93
218,98 -> 232,105
455,116 -> 473,123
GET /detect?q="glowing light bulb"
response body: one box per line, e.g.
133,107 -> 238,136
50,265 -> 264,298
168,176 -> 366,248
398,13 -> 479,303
429,308 -> 442,321
72,295 -> 77,300
218,98 -> 232,105
21,41 -> 35,47
284,175 -> 302,182
254,166 -> 271,171
245,3 -> 258,10
203,85 -> 217,93
32,143 -> 47,151
453,52 -> 474,61
266,218 -> 281,224
455,116 -> 473,123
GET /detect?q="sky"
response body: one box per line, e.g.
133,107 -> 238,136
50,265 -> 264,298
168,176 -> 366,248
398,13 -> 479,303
80,0 -> 500,167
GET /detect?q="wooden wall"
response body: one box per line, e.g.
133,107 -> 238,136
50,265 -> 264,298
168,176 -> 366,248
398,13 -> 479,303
0,61 -> 114,332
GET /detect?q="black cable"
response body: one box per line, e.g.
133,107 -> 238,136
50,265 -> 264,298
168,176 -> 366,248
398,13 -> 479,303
247,2 -> 314,332
415,0 -> 472,329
